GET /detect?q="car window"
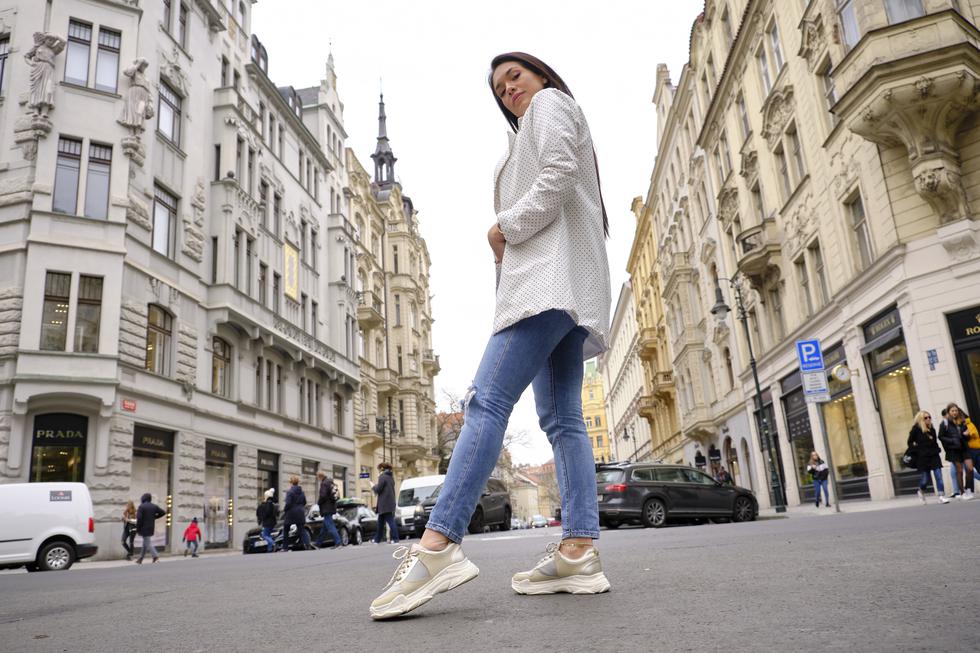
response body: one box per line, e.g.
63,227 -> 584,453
653,468 -> 687,483
398,485 -> 440,507
596,469 -> 624,483
488,479 -> 506,493
680,469 -> 717,485
631,468 -> 656,482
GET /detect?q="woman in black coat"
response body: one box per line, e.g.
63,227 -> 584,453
281,476 -> 312,550
907,411 -> 949,504
372,463 -> 399,544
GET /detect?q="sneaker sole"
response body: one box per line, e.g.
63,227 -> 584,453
512,571 -> 611,595
370,559 -> 480,620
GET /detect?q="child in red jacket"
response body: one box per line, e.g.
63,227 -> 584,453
183,517 -> 202,558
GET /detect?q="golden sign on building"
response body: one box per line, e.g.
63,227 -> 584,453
283,243 -> 299,301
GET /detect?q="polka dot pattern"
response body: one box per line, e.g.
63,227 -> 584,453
493,88 -> 611,359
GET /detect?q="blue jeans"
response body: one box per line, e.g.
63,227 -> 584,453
315,512 -> 341,547
185,539 -> 198,556
138,536 -> 158,562
813,479 -> 829,506
426,310 -> 599,543
374,512 -> 399,543
950,460 -> 980,494
919,468 -> 945,493
260,527 -> 275,552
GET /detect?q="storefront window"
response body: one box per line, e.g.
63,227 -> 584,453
30,413 -> 87,482
205,441 -> 234,548
257,450 -> 279,506
782,386 -> 815,501
132,426 -> 174,550
820,344 -> 869,496
947,305 -> 980,420
302,459 -> 318,501
870,339 -> 918,470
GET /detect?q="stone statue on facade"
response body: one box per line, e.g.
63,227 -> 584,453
25,32 -> 66,118
118,58 -> 155,166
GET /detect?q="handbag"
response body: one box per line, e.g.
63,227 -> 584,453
901,447 -> 918,469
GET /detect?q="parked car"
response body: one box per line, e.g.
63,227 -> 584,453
242,507 -> 360,553
530,515 -> 549,528
547,518 -> 562,527
0,482 -> 98,572
413,478 -> 513,536
510,517 -> 524,530
396,475 -> 445,538
335,498 -> 378,541
597,462 -> 757,528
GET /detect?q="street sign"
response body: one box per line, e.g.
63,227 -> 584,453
802,370 -> 831,403
359,472 -> 371,479
796,339 -> 825,372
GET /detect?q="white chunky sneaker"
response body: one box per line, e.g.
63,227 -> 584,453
512,542 -> 611,595
938,495 -> 950,504
916,489 -> 926,504
369,543 -> 479,620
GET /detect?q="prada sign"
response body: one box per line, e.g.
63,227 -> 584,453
206,441 -> 233,463
32,413 -> 87,444
257,450 -> 278,471
134,426 -> 174,453
301,459 -> 318,476
947,306 -> 980,344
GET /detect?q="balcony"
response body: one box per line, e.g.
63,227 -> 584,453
832,10 -> 980,225
374,368 -> 399,394
682,404 -> 715,440
735,218 -> 781,287
661,251 -> 692,291
638,327 -> 660,361
356,290 -> 384,329
354,417 -> 383,449
394,437 -> 428,462
422,349 -> 441,375
652,371 -> 674,399
638,394 -> 658,420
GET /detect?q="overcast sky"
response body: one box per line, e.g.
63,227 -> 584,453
253,0 -> 701,464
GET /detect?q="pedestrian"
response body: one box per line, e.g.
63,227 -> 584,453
694,448 -> 707,471
282,476 -> 312,551
708,444 -> 722,477
256,488 -> 278,552
716,467 -> 732,485
961,409 -> 980,496
370,52 -> 612,619
372,462 -> 399,545
121,500 -> 137,560
943,403 -> 976,500
314,470 -> 342,549
135,492 -> 166,564
806,452 -> 831,508
182,517 -> 202,557
941,407 -> 980,497
908,411 -> 950,504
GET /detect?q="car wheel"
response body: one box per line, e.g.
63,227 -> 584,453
501,508 -> 512,531
467,508 -> 485,534
339,527 -> 350,547
641,498 -> 667,528
37,541 -> 74,571
733,496 -> 755,522
604,520 -> 620,530
351,527 -> 363,546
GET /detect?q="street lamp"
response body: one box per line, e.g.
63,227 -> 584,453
622,426 -> 638,462
376,416 -> 399,463
710,277 -> 787,513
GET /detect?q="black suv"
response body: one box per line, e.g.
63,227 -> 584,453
597,462 -> 757,528
413,478 -> 512,536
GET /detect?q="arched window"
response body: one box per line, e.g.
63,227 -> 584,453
724,347 -> 735,390
212,337 -> 231,397
146,305 -> 173,375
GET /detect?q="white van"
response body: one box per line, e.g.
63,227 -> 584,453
0,482 -> 98,571
396,474 -> 445,538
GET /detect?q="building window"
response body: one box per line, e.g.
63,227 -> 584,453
259,263 -> 268,307
720,7 -> 733,46
273,193 -> 282,235
300,220 -> 308,262
750,183 -> 765,223
278,125 -> 284,159
767,21 -> 784,71
720,134 -> 732,179
311,300 -> 318,340
272,272 -> 281,313
301,293 -> 308,331
819,58 -> 838,130
723,347 -> 735,390
394,294 -> 401,325
810,241 -> 830,307
884,0 -> 924,24
94,28 -> 120,93
245,236 -> 255,295
795,255 -> 813,318
837,0 -> 861,50
786,123 -> 806,184
846,193 -> 874,270
393,245 -> 399,273
164,0 -> 172,30
53,137 -> 82,215
334,394 -> 343,434
737,94 -> 750,141
152,185 -> 177,258
774,142 -> 791,200
0,37 -> 10,95
212,337 -> 231,396
259,181 -> 269,228
397,345 -> 403,375
757,47 -> 771,95
84,143 -> 112,219
177,3 -> 189,47
157,80 -> 182,147
233,230 -> 240,288
40,272 -> 71,351
65,20 -> 92,86
145,304 -> 173,375
75,275 -> 102,353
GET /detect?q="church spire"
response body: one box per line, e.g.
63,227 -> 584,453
371,92 -> 397,188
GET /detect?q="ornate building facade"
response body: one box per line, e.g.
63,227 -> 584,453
598,282 -> 654,462
582,359 -> 612,462
349,95 -> 440,505
0,0 -> 362,557
635,0 -> 980,509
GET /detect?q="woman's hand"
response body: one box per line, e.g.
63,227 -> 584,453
488,223 -> 506,263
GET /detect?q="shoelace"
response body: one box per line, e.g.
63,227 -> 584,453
533,542 -> 560,568
385,545 -> 418,587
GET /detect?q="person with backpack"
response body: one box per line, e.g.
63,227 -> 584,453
806,452 -> 831,508
281,476 -> 312,551
314,470 -> 342,549
182,517 -> 202,557
135,493 -> 166,564
908,411 -> 950,504
256,488 -> 278,552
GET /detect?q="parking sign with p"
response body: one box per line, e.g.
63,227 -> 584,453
796,339 -> 825,372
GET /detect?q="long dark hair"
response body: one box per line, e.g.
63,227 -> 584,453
488,52 -> 609,238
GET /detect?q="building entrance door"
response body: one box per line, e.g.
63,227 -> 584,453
948,307 -> 980,420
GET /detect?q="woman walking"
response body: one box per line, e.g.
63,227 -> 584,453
121,500 -> 137,560
281,476 -> 312,551
370,52 -> 611,619
942,403 -> 976,500
908,411 -> 950,504
806,452 -> 830,508
372,462 -> 399,545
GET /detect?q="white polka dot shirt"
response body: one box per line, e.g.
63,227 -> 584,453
493,88 -> 611,359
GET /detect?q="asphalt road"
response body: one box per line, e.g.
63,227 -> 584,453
2,502 -> 979,652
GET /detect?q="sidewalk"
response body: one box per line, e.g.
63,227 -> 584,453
758,493 -> 953,519
75,548 -> 242,570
